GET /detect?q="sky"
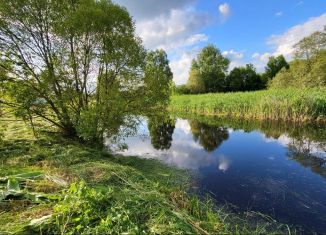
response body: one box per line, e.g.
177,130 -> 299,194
114,0 -> 326,85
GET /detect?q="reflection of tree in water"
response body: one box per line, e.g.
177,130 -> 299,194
148,116 -> 176,150
287,138 -> 326,179
189,121 -> 229,152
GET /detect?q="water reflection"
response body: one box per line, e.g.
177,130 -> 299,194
148,115 -> 175,150
108,116 -> 326,233
190,121 -> 229,152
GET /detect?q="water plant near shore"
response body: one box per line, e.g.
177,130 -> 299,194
170,88 -> 326,123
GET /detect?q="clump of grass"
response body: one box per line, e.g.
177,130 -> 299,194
170,88 -> 326,123
0,117 -> 291,234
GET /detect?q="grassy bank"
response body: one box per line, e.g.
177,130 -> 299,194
0,119 -> 290,234
170,88 -> 326,123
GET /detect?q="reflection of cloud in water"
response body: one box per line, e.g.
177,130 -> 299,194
108,119 -> 231,170
262,134 -> 326,159
218,156 -> 231,172
176,119 -> 192,134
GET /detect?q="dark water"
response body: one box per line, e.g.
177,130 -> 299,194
107,115 -> 326,233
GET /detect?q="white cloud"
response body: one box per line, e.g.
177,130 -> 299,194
259,52 -> 272,62
248,13 -> 326,71
249,52 -> 272,71
185,34 -> 209,46
219,3 -> 231,20
223,50 -> 246,70
275,11 -> 283,17
115,1 -> 211,85
170,49 -> 199,85
252,52 -> 260,59
268,13 -> 326,58
136,7 -> 210,51
222,49 -> 244,59
114,0 -> 195,20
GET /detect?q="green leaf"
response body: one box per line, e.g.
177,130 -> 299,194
7,177 -> 20,191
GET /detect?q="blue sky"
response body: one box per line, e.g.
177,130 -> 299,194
115,0 -> 326,84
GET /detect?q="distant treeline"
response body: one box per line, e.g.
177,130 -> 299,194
174,26 -> 326,94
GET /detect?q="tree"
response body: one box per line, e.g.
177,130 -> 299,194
191,44 -> 230,93
226,64 -> 262,91
265,55 -> 289,80
144,50 -> 173,105
270,50 -> 326,88
187,66 -> 205,94
0,0 -> 159,141
294,26 -> 326,62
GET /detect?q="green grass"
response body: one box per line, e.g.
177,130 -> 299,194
170,88 -> 326,123
0,118 -> 291,234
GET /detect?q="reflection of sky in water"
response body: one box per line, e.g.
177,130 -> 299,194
109,119 -> 228,170
106,118 -> 326,233
263,134 -> 326,159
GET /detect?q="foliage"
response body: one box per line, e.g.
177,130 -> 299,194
187,68 -> 206,94
264,55 -> 289,80
294,26 -> 326,63
144,50 -> 173,105
147,114 -> 176,150
170,88 -> 326,123
226,64 -> 263,91
270,50 -> 326,88
173,84 -> 191,95
189,44 -> 230,93
0,0 -> 168,142
0,172 -> 56,203
270,26 -> 326,89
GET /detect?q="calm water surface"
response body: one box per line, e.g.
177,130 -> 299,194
107,116 -> 326,233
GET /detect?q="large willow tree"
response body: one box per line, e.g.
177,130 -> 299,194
0,0 -> 164,141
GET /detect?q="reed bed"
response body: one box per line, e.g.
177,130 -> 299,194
170,88 -> 326,123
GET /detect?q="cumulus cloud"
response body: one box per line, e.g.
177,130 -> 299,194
275,11 -> 283,17
115,1 -> 211,85
114,0 -> 195,20
248,13 -> 326,71
252,52 -> 272,62
249,52 -> 273,71
222,50 -> 246,70
268,13 -> 326,58
136,7 -> 210,51
170,49 -> 199,85
222,49 -> 244,59
219,3 -> 231,20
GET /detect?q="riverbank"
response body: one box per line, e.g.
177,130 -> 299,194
170,88 -> 326,124
0,118 -> 291,234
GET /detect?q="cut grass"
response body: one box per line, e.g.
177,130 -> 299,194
0,117 -> 291,234
170,88 -> 326,123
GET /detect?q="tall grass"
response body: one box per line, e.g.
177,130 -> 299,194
170,88 -> 326,123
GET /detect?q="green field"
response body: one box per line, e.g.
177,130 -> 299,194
170,88 -> 326,123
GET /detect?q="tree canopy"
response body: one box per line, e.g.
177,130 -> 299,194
226,64 -> 263,92
188,44 -> 230,93
144,50 -> 173,105
0,0 -> 171,141
265,55 -> 289,80
270,26 -> 326,89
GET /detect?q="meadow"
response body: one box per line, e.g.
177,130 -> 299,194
170,88 -> 326,123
